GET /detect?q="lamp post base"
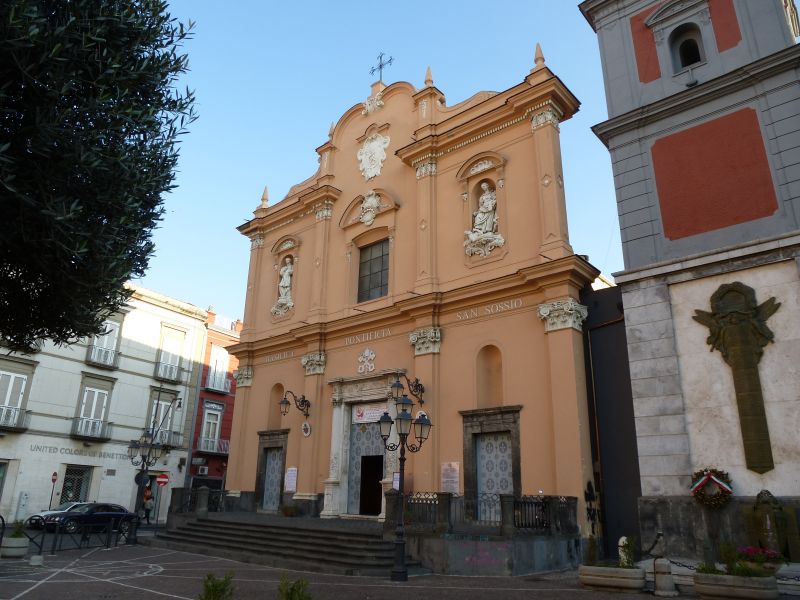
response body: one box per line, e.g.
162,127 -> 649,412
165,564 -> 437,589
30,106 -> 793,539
391,535 -> 408,581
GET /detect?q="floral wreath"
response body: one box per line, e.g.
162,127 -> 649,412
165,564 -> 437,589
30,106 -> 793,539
690,467 -> 733,509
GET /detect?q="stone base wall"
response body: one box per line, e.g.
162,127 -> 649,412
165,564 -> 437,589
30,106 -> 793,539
405,533 -> 581,576
639,495 -> 800,560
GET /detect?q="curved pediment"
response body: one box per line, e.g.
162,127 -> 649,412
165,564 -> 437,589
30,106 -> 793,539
338,189 -> 399,229
270,235 -> 301,255
456,151 -> 506,181
645,0 -> 706,28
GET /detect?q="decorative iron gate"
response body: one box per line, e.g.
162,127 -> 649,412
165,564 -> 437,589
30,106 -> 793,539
262,447 -> 282,511
475,432 -> 512,520
347,422 -> 384,515
60,465 -> 92,503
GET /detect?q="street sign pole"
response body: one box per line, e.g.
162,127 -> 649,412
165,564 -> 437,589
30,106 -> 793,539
48,471 -> 58,510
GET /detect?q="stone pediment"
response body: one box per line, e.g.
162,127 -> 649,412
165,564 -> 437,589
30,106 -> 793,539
328,368 -> 404,405
338,189 -> 398,229
645,0 -> 707,28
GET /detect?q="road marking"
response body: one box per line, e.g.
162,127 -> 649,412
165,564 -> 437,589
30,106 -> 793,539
72,570 -> 194,600
8,548 -> 100,600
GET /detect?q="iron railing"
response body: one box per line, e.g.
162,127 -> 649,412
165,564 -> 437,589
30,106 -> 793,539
153,430 -> 183,447
204,373 -> 231,393
514,495 -> 550,531
405,492 -> 438,524
196,437 -> 230,454
154,361 -> 181,383
174,488 -> 227,514
0,406 -> 30,431
85,345 -> 120,368
70,417 -> 113,441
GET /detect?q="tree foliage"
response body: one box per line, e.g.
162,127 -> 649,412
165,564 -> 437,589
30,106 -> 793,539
0,0 -> 196,353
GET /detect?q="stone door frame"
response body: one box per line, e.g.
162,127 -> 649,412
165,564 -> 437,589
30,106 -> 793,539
459,406 -> 523,503
255,429 -> 289,512
322,369 -> 404,520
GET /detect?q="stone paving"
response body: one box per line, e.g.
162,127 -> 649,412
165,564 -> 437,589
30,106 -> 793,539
0,545 -> 654,600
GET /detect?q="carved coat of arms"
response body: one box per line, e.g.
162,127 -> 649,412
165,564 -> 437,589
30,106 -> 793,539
357,134 -> 390,181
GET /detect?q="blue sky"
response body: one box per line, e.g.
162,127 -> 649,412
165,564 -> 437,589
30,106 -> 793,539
139,1 -> 622,320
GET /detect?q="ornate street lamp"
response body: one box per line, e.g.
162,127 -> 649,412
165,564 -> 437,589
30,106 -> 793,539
379,374 -> 432,582
127,394 -> 181,520
279,390 -> 311,418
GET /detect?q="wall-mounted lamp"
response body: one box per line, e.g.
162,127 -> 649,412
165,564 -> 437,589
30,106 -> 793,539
279,390 -> 311,418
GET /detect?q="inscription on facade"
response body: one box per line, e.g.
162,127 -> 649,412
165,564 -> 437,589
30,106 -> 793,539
30,444 -> 129,461
456,298 -> 523,321
266,351 -> 295,363
344,328 -> 392,346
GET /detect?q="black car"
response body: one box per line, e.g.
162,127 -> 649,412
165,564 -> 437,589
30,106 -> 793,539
44,502 -> 135,533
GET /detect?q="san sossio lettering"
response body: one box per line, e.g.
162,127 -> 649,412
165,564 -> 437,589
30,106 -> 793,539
456,297 -> 523,321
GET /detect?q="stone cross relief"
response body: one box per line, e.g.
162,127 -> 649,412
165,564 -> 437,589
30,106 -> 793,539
693,282 -> 780,474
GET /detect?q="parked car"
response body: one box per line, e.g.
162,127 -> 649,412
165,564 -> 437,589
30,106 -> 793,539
44,503 -> 135,533
27,502 -> 91,529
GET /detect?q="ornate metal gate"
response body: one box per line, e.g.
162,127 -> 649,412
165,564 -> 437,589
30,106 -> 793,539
262,447 -> 282,511
475,432 -> 512,519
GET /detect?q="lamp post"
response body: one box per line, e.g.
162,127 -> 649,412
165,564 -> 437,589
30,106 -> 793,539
279,390 -> 311,418
378,374 -> 432,582
127,394 -> 181,519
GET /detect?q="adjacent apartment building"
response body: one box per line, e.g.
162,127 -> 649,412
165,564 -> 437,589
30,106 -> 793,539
0,285 -> 208,523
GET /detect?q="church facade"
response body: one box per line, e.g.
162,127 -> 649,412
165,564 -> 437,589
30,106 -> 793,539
226,51 -> 599,533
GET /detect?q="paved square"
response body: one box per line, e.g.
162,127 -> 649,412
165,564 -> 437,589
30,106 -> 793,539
0,545 -> 653,599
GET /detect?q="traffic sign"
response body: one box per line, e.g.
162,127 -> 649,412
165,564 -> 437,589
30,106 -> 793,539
51,472 -> 57,483
156,473 -> 169,487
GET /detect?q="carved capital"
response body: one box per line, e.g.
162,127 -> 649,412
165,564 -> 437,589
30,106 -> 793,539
415,161 -> 437,180
409,327 -> 442,356
537,298 -> 588,332
314,201 -> 333,221
301,352 -> 326,376
250,235 -> 264,250
233,366 -> 253,387
531,107 -> 561,131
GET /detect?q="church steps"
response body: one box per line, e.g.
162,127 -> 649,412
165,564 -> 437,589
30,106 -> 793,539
149,517 -> 411,575
176,523 -> 395,559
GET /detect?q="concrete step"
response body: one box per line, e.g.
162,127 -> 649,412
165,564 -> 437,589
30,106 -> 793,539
192,518 -> 388,545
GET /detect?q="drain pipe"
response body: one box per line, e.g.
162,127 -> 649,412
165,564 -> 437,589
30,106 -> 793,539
183,336 -> 206,489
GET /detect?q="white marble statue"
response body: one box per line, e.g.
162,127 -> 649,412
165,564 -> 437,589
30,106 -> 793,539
464,182 -> 505,257
271,256 -> 294,316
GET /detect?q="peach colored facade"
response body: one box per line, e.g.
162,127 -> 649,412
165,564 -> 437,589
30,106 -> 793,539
227,51 -> 599,531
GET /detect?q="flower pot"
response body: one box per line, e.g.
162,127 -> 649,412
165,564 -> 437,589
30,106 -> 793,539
741,561 -> 781,575
578,565 -> 646,593
0,536 -> 30,558
693,573 -> 778,599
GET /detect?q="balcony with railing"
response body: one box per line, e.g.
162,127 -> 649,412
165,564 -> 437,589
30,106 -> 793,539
154,361 -> 181,383
204,372 -> 231,394
70,417 -> 113,441
0,406 -> 31,433
196,436 -> 230,454
153,429 -> 184,448
85,344 -> 120,369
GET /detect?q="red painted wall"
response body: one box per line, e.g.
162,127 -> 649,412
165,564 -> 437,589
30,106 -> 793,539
652,108 -> 778,240
631,4 -> 662,83
709,0 -> 742,52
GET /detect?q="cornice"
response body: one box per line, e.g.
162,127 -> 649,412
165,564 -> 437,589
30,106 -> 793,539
592,45 -> 800,146
396,73 -> 579,167
238,183 -> 342,237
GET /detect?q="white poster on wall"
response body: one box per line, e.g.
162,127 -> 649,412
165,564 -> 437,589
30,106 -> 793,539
441,462 -> 460,494
284,467 -> 297,493
352,402 -> 388,424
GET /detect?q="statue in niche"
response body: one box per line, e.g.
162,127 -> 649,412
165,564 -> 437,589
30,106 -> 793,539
271,256 -> 294,316
464,182 -> 505,257
693,282 -> 780,474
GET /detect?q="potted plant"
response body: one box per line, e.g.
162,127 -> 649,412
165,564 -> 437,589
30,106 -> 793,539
693,542 -> 781,599
578,535 -> 646,593
0,521 -> 30,558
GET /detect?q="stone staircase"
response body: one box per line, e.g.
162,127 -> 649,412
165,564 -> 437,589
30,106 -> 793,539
146,514 -> 420,576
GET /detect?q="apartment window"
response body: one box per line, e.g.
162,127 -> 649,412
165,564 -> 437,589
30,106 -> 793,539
156,327 -> 185,382
71,372 -> 115,440
0,357 -> 35,431
199,402 -> 227,453
149,388 -> 181,446
357,239 -> 389,303
205,345 -> 230,393
86,320 -> 121,368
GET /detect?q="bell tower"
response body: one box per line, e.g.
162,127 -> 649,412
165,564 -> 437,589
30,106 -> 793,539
581,0 -> 800,558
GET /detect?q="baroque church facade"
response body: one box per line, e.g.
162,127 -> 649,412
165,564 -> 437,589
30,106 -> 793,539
226,50 -> 601,531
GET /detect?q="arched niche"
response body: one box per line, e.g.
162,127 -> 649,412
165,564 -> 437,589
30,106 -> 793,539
267,383 -> 284,430
477,345 -> 504,409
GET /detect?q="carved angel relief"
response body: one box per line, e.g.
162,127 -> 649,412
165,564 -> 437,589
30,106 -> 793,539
357,133 -> 390,181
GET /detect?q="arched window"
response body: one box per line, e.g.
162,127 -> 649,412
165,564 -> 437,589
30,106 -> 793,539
476,345 -> 503,409
669,23 -> 705,72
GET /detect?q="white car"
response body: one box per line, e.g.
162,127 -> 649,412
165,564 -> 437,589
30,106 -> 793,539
27,502 -> 90,528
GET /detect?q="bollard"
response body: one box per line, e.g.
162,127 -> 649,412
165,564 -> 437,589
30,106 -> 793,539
654,558 -> 679,597
195,486 -> 210,519
29,555 -> 44,566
